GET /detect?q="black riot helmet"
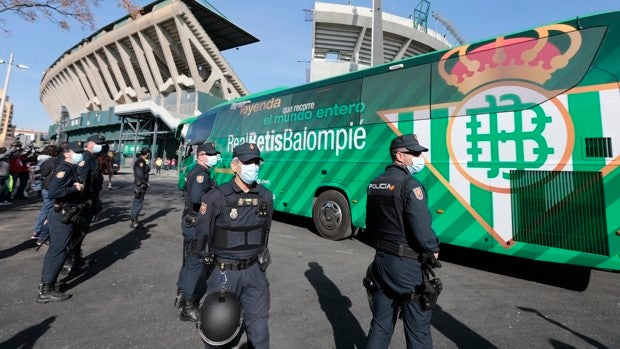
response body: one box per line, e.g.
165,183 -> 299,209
198,291 -> 244,346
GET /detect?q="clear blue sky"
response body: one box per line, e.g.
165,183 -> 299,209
1,0 -> 618,133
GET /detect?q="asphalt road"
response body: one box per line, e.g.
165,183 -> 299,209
0,170 -> 618,349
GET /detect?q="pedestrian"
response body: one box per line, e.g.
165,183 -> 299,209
176,142 -> 220,322
364,134 -> 441,349
32,145 -> 59,245
155,157 -> 163,175
36,141 -> 85,303
129,147 -> 151,228
0,146 -> 15,205
62,135 -> 106,274
8,143 -> 31,200
196,142 -> 273,348
97,144 -> 114,190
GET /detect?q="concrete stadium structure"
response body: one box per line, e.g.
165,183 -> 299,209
43,0 -> 257,161
42,0 -> 451,163
310,2 -> 450,81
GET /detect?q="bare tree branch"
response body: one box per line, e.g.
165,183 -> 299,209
0,0 -> 101,33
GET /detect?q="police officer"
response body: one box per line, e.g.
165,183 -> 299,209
196,142 -> 273,348
63,135 -> 106,273
37,141 -> 85,303
130,147 -> 151,228
365,134 -> 440,349
176,142 -> 220,322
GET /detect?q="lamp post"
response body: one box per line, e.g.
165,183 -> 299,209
0,53 -> 29,136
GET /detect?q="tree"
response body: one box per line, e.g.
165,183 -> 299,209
0,0 -> 142,35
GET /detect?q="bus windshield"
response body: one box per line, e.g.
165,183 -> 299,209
186,112 -> 217,145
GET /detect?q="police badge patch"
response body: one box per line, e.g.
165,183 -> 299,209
56,171 -> 65,178
199,202 -> 207,215
413,187 -> 424,200
230,208 -> 238,219
196,175 -> 204,183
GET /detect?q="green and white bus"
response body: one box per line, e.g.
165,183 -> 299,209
178,10 -> 620,271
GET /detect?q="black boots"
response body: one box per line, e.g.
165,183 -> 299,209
174,288 -> 182,308
130,218 -> 143,229
61,250 -> 85,275
37,283 -> 71,303
179,298 -> 199,322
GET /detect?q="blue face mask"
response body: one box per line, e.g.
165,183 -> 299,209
93,144 -> 102,153
406,156 -> 425,174
239,163 -> 259,184
71,153 -> 83,164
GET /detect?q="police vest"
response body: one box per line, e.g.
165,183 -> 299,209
211,187 -> 269,258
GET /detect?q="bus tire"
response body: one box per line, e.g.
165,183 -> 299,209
312,190 -> 352,241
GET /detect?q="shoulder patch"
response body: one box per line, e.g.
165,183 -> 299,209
78,160 -> 85,167
199,202 -> 207,215
413,187 -> 424,200
139,162 -> 144,167
196,175 -> 204,183
56,171 -> 66,179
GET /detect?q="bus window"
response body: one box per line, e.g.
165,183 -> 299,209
361,63 -> 432,126
287,79 -> 363,131
186,111 -> 217,145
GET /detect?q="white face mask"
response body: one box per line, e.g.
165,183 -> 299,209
206,155 -> 219,168
239,163 -> 259,184
93,144 -> 102,153
406,155 -> 425,174
70,153 -> 83,164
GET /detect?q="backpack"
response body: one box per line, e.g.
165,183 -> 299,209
40,158 -> 55,190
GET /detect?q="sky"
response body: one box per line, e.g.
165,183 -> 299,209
1,0 -> 618,133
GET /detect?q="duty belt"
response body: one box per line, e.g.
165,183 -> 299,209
376,240 -> 420,260
216,256 -> 258,271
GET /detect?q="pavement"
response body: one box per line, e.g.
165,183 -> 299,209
1,168 -> 619,349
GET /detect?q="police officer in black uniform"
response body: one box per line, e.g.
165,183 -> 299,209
63,134 -> 106,274
196,142 -> 273,348
37,141 -> 85,303
365,134 -> 440,349
130,147 -> 151,228
176,142 -> 220,322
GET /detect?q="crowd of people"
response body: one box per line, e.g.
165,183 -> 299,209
154,156 -> 177,175
0,141 -> 48,206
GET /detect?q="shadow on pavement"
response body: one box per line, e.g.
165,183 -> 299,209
60,227 -> 152,291
0,239 -> 37,260
89,206 -> 130,231
0,316 -> 56,349
437,244 -> 591,291
432,304 -> 497,348
517,307 -> 608,349
304,261 -> 367,349
60,208 -> 175,290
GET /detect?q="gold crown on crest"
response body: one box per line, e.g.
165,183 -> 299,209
438,24 -> 582,95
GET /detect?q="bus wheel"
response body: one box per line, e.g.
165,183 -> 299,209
312,190 -> 351,241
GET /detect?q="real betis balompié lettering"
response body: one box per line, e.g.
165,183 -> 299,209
227,123 -> 367,156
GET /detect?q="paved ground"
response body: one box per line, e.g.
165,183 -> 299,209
0,169 -> 619,349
